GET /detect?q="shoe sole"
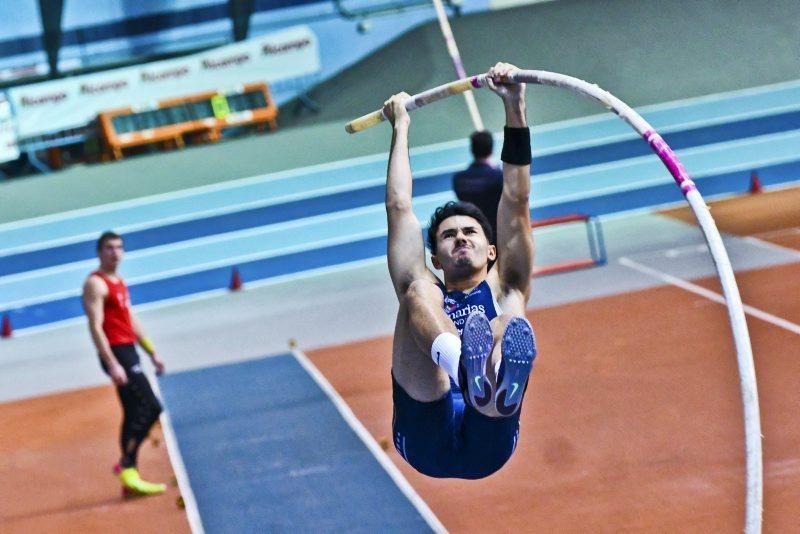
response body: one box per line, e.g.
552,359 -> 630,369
122,485 -> 167,498
114,463 -> 165,497
460,311 -> 494,408
496,317 -> 537,416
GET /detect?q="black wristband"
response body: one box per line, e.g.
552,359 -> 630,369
501,126 -> 531,166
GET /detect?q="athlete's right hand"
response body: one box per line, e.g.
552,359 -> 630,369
109,363 -> 128,386
383,93 -> 411,128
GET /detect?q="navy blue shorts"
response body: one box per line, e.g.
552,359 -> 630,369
391,373 -> 520,479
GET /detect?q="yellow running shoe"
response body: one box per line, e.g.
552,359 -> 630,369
114,464 -> 167,498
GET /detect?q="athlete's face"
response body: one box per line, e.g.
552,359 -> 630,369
431,215 -> 496,275
98,238 -> 124,270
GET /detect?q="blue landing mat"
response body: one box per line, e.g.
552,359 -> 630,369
159,353 -> 434,533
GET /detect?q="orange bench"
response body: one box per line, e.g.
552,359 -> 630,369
98,82 -> 278,160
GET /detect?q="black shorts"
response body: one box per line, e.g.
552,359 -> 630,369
101,343 -> 142,374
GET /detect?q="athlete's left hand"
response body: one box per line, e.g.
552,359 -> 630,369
151,354 -> 166,375
487,62 -> 525,101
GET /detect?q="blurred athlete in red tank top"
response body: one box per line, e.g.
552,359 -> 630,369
82,231 -> 167,497
91,269 -> 136,345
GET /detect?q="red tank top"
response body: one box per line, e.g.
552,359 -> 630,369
92,271 -> 137,346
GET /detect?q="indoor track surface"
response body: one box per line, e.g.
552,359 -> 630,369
1,186 -> 798,532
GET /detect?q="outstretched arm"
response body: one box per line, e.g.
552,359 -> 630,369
489,63 -> 534,300
384,93 -> 438,298
82,277 -> 128,385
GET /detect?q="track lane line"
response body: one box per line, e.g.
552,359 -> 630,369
619,257 -> 800,336
148,370 -> 205,534
292,348 -> 447,533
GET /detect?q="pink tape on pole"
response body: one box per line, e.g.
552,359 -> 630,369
644,130 -> 697,195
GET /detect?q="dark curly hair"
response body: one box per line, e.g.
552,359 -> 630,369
427,201 -> 493,251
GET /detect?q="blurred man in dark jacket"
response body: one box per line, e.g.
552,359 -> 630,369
452,131 -> 503,244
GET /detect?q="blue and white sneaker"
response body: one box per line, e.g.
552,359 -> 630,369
495,317 -> 537,416
459,311 -> 494,409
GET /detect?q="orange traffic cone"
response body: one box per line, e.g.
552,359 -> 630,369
749,171 -> 763,194
1,314 -> 12,338
229,267 -> 243,291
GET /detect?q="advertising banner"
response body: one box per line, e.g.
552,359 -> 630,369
9,25 -> 320,139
